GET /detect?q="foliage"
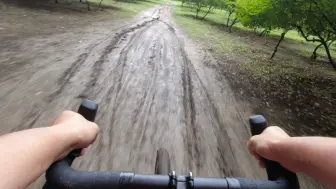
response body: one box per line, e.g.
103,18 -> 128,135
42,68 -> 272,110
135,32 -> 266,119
179,0 -> 239,30
234,0 -> 336,66
294,0 -> 336,69
177,0 -> 336,67
221,0 -> 238,32
235,0 -> 271,29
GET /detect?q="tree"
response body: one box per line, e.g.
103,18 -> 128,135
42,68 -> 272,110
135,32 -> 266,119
220,0 -> 239,32
311,43 -> 323,60
200,0 -> 219,20
188,0 -> 206,18
181,0 -> 185,7
236,0 -> 294,58
294,0 -> 336,69
187,0 -> 219,20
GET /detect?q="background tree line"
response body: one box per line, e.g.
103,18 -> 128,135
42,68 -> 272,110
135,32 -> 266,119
179,0 -> 336,70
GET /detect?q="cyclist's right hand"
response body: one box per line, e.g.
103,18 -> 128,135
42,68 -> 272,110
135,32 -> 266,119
247,126 -> 293,170
53,111 -> 99,160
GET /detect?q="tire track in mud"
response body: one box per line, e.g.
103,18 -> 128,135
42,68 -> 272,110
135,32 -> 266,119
12,104 -> 43,131
156,17 -> 204,171
108,26 -> 151,130
155,16 -> 204,171
88,21 -> 159,161
45,52 -> 89,102
180,45 -> 201,170
149,16 -> 201,170
79,19 -> 159,99
147,42 -> 165,144
130,43 -> 161,158
111,31 -> 160,158
174,19 -> 241,174
179,40 -> 242,176
18,52 -> 91,131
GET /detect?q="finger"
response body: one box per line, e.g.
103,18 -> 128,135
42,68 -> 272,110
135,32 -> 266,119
259,160 -> 265,169
247,136 -> 258,155
264,126 -> 289,137
52,111 -> 76,125
80,148 -> 87,156
252,153 -> 261,161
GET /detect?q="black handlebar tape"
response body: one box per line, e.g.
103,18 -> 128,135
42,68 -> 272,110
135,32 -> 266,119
45,156 -> 123,189
249,115 -> 300,188
234,178 -> 290,189
70,99 -> 98,157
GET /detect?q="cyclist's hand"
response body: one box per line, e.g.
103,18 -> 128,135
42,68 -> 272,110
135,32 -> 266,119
53,111 -> 99,159
248,126 -> 290,168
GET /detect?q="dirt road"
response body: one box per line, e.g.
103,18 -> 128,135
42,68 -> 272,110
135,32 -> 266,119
0,3 -> 325,188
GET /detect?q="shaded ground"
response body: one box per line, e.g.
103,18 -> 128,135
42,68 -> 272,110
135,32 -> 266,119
0,1 -> 328,189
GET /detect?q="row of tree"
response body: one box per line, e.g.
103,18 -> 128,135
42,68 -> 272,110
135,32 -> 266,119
180,0 -> 336,70
54,0 -> 105,11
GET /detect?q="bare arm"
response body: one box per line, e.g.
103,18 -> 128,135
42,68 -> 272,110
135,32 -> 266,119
248,126 -> 336,188
0,111 -> 99,189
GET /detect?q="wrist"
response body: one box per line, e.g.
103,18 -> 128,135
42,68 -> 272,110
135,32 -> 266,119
272,137 -> 306,173
49,124 -> 78,159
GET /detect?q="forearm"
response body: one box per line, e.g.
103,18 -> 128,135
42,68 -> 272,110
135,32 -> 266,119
273,137 -> 336,187
0,125 -> 75,189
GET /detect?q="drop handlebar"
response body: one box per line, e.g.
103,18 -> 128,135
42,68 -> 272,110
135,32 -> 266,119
43,100 -> 300,189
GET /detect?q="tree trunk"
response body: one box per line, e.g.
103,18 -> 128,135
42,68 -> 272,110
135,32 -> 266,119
228,18 -> 238,33
226,11 -> 233,27
99,0 -> 103,8
270,30 -> 287,59
311,43 -> 323,60
87,0 -> 91,11
259,29 -> 267,36
322,41 -> 336,70
201,6 -> 213,20
196,9 -> 200,18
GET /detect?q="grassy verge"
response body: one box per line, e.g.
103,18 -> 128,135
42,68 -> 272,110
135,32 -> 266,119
89,0 -> 159,18
172,3 -> 336,135
173,1 -> 336,58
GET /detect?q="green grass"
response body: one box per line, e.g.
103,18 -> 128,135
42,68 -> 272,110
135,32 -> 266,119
173,5 -> 245,53
173,1 -> 336,49
173,2 -> 336,58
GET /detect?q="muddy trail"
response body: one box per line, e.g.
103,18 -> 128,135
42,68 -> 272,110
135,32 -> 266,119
0,3 -> 326,189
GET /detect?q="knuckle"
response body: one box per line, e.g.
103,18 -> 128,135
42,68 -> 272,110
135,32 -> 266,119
268,126 -> 281,130
90,122 -> 99,131
61,110 -> 76,117
248,136 -> 258,148
264,126 -> 281,134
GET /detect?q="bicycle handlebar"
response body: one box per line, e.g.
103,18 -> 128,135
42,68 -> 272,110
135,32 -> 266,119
45,156 -> 291,189
43,100 -> 300,189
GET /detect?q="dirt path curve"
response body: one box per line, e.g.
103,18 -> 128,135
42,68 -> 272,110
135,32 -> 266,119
0,3 -> 325,189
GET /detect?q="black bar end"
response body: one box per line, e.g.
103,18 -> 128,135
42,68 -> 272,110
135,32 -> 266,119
77,99 -> 98,122
249,115 -> 267,136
